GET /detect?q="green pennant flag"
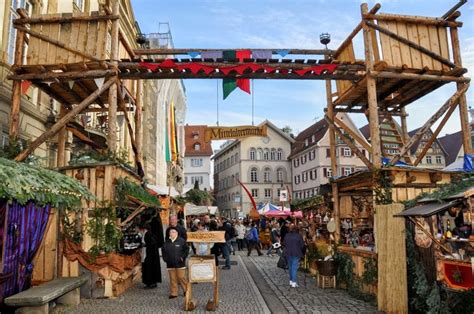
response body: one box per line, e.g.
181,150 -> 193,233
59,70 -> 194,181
223,78 -> 237,99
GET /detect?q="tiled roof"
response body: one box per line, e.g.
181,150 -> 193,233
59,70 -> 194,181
184,125 -> 213,157
438,131 -> 462,165
359,124 -> 370,140
288,119 -> 328,159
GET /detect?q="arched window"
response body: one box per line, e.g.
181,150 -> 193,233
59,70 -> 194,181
270,149 -> 276,160
232,193 -> 235,202
276,168 -> 285,183
264,167 -> 272,182
249,148 -> 256,160
263,148 -> 270,160
250,167 -> 258,183
231,155 -> 234,165
257,148 -> 263,160
277,149 -> 283,160
231,174 -> 235,186
235,153 -> 239,162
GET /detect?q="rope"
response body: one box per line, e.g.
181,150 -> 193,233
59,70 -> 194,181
252,79 -> 254,126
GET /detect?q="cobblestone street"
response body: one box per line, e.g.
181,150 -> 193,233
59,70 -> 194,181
53,251 -> 377,313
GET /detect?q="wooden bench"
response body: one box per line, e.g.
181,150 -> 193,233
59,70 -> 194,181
5,275 -> 87,314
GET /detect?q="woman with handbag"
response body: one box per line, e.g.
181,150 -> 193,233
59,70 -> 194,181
283,224 -> 305,288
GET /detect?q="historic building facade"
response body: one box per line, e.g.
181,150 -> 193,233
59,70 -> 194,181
213,120 -> 294,217
407,128 -> 447,169
183,125 -> 213,192
289,113 -> 369,200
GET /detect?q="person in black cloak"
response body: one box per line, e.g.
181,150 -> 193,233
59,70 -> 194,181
149,209 -> 164,283
139,222 -> 160,288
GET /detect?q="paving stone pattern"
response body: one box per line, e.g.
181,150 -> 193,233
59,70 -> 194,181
52,251 -> 377,313
247,253 -> 378,314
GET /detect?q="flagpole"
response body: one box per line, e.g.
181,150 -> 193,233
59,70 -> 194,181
216,80 -> 219,126
251,79 -> 254,126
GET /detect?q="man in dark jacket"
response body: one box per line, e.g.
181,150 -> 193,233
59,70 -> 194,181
220,219 -> 233,269
165,215 -> 187,241
162,227 -> 189,298
283,224 -> 305,288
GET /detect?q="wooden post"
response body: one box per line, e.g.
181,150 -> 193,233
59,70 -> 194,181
361,3 -> 382,168
325,54 -> 340,241
56,105 -> 67,167
15,78 -> 115,162
450,27 -> 472,155
107,0 -> 120,152
135,80 -> 143,173
400,108 -> 409,144
8,27 -> 25,141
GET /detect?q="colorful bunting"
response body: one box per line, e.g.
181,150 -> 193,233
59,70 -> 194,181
252,49 -> 272,59
187,51 -> 200,58
201,51 -> 223,60
236,50 -> 251,62
276,49 -> 290,57
21,80 -> 32,94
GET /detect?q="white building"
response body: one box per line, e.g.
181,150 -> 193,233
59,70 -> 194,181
289,113 -> 369,200
213,120 -> 294,217
183,125 -> 213,192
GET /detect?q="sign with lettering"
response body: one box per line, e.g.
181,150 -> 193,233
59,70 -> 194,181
204,125 -> 268,142
279,190 -> 288,202
187,231 -> 226,243
188,257 -> 216,282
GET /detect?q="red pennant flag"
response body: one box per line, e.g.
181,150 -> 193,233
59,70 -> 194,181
139,62 -> 160,72
236,50 -> 251,62
21,80 -> 32,94
236,79 -> 250,94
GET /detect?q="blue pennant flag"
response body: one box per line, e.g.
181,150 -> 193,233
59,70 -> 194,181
463,154 -> 473,171
381,157 -> 409,167
188,51 -> 201,58
276,49 -> 290,57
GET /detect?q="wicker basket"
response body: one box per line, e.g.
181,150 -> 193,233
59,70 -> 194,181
316,260 -> 337,276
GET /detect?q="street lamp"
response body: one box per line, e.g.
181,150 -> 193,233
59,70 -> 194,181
320,33 -> 331,50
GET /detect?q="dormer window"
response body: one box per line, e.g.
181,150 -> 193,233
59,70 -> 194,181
194,143 -> 201,151
304,139 -> 309,147
311,135 -> 316,143
192,131 -> 199,140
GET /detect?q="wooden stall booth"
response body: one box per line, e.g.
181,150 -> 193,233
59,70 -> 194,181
331,167 -> 456,311
396,185 -> 474,291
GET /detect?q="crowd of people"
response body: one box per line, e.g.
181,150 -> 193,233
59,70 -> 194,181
137,212 -> 320,298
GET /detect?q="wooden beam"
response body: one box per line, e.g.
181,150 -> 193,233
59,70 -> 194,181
15,25 -> 102,62
15,78 -> 115,162
414,103 -> 457,166
391,83 -> 469,164
333,116 -> 372,152
362,3 -> 382,168
450,27 -> 472,155
334,3 -> 381,58
365,21 -> 457,69
400,108 -> 409,144
363,13 -> 462,27
325,115 -> 374,170
107,1 -> 119,152
134,48 -> 335,56
370,70 -> 469,82
13,14 -> 119,25
56,105 -> 67,167
135,80 -> 143,176
8,26 -> 25,141
8,69 -> 116,81
442,0 -> 467,20
83,106 -> 133,113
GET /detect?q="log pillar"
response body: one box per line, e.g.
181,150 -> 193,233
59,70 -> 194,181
325,54 -> 340,241
400,108 -> 409,144
450,27 -> 472,155
361,3 -> 382,168
56,105 -> 67,167
107,0 -> 120,152
135,80 -> 143,169
8,27 -> 25,142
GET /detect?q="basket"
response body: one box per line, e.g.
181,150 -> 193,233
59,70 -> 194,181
316,260 -> 337,276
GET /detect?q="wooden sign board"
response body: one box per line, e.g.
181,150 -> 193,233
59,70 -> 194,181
188,256 -> 216,283
187,231 -> 226,243
204,125 -> 267,142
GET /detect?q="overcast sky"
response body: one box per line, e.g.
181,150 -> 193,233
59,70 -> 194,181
131,0 -> 474,149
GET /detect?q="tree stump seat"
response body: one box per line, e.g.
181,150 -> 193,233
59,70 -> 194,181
5,275 -> 87,314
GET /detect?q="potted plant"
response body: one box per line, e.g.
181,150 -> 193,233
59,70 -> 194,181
306,243 -> 323,275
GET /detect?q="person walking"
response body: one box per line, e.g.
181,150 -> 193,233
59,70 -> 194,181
267,222 -> 282,256
235,220 -> 246,251
283,224 -> 305,288
220,218 -> 233,269
138,223 -> 160,289
162,227 -> 189,299
247,223 -> 263,256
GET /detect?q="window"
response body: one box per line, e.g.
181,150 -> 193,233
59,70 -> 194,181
302,172 -> 308,182
264,189 -> 272,198
191,176 -> 203,185
311,135 -> 316,143
310,169 -> 317,180
251,189 -> 259,198
309,150 -> 315,160
185,176 -> 188,185
74,0 -> 84,10
277,149 -> 283,160
194,143 -> 201,151
343,167 -> 352,176
301,155 -> 307,164
436,156 -> 442,164
324,168 -> 332,178
8,0 -> 32,65
326,148 -> 330,157
277,189 -> 281,197
304,139 -> 309,147
264,168 -> 271,182
276,168 -> 284,183
263,149 -> 269,160
343,147 -> 352,157
426,155 -> 432,164
191,158 -> 203,167
235,153 -> 239,162
250,148 -> 256,160
231,155 -> 234,165
295,175 -> 301,184
250,168 -> 258,182
258,148 -> 263,160
270,149 -> 276,160
293,159 -> 299,167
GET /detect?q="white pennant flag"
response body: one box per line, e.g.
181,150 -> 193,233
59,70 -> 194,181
94,77 -> 105,89
45,82 -> 52,87
68,81 -> 74,89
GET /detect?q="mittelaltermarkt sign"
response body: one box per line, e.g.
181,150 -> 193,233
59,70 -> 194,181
204,125 -> 268,142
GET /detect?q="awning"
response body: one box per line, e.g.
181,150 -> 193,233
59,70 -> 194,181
147,184 -> 179,197
394,200 -> 461,217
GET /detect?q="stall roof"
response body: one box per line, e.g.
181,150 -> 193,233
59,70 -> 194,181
394,200 -> 461,217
